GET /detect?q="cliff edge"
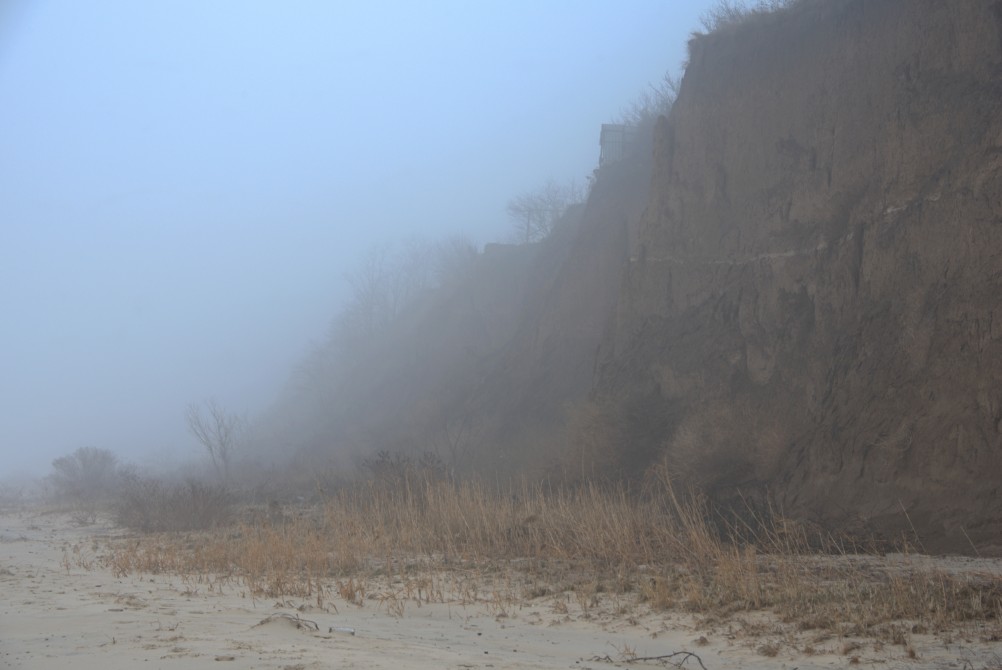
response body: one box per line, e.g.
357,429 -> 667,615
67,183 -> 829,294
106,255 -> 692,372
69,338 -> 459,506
602,0 -> 1002,552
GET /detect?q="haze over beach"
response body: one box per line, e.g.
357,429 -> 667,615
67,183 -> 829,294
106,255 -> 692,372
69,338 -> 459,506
0,1 -> 714,476
4,3 -> 1002,668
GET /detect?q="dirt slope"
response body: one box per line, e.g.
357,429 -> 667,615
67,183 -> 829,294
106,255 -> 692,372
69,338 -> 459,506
601,0 -> 1002,552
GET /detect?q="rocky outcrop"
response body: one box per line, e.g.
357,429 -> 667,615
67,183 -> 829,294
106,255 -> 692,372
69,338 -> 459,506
601,0 -> 1002,552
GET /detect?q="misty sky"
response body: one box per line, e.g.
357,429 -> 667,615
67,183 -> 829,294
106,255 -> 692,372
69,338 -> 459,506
1,1 -> 717,477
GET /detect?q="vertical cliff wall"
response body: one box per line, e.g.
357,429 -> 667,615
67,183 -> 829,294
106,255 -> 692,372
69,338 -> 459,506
604,0 -> 1002,552
471,149 -> 653,472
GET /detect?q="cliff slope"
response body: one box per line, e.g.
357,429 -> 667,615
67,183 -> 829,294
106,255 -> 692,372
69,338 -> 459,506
603,0 -> 1002,552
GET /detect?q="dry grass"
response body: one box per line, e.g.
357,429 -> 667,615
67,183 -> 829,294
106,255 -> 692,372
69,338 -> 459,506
100,472 -> 1002,642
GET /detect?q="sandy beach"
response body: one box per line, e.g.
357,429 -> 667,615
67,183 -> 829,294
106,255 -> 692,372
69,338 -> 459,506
2,510 -> 1000,669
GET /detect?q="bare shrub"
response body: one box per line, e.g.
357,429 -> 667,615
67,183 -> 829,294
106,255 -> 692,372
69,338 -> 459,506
360,450 -> 446,504
562,398 -> 623,480
434,235 -> 478,286
661,401 -> 786,501
48,447 -> 121,522
332,239 -> 438,349
619,71 -> 680,128
563,390 -> 678,481
115,475 -> 232,532
698,0 -> 800,34
0,478 -> 30,512
507,179 -> 583,244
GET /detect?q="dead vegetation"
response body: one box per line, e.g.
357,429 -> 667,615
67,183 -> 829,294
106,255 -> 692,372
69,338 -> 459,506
97,469 -> 1002,646
114,476 -> 232,533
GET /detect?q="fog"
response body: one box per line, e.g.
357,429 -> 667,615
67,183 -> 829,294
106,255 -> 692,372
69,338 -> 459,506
0,1 -> 716,478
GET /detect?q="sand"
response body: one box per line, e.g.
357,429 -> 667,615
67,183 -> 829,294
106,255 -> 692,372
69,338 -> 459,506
1,510 -> 1000,669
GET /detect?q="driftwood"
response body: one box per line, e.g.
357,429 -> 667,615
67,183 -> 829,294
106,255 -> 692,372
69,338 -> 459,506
591,650 -> 707,669
255,612 -> 319,631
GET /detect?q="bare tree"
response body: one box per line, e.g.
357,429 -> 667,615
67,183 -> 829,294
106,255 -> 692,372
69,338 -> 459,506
620,71 -> 681,127
185,400 -> 242,485
436,412 -> 486,478
341,245 -> 393,340
507,191 -> 544,245
506,179 -> 582,244
434,234 -> 478,285
332,239 -> 440,352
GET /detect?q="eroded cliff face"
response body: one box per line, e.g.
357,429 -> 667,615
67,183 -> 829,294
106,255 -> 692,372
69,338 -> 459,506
470,151 -> 652,473
604,0 -> 1002,552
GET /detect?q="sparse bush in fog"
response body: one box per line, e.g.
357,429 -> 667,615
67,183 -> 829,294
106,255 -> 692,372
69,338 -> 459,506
435,411 -> 487,477
506,178 -> 583,244
331,239 -> 435,349
48,446 -> 122,521
0,478 -> 32,511
328,235 -> 482,356
619,71 -> 680,128
249,215 -> 566,477
433,235 -> 478,285
698,0 -> 799,34
249,232 -> 487,472
115,475 -> 232,532
361,450 -> 446,489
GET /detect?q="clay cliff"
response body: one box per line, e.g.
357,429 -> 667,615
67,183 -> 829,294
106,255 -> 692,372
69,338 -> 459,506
599,0 -> 1002,552
264,0 -> 1002,554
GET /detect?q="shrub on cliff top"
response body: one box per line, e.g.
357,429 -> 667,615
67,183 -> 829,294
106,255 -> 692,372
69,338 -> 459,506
699,0 -> 800,34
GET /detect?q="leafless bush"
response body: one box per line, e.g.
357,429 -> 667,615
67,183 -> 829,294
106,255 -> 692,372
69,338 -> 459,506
698,0 -> 800,34
48,447 -> 122,522
434,234 -> 478,286
562,398 -> 623,481
332,240 -> 438,348
115,475 -> 232,532
0,479 -> 29,512
562,390 -> 678,481
506,179 -> 584,244
361,450 -> 446,489
661,402 -> 786,504
619,71 -> 681,128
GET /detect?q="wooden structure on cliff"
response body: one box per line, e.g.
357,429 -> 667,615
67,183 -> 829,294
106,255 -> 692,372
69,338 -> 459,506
599,123 -> 637,166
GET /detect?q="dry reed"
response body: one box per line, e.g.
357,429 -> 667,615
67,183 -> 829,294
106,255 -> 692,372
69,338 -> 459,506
101,472 -> 1002,641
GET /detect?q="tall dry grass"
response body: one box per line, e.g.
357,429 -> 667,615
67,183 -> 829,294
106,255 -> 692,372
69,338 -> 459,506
102,471 -> 1002,639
